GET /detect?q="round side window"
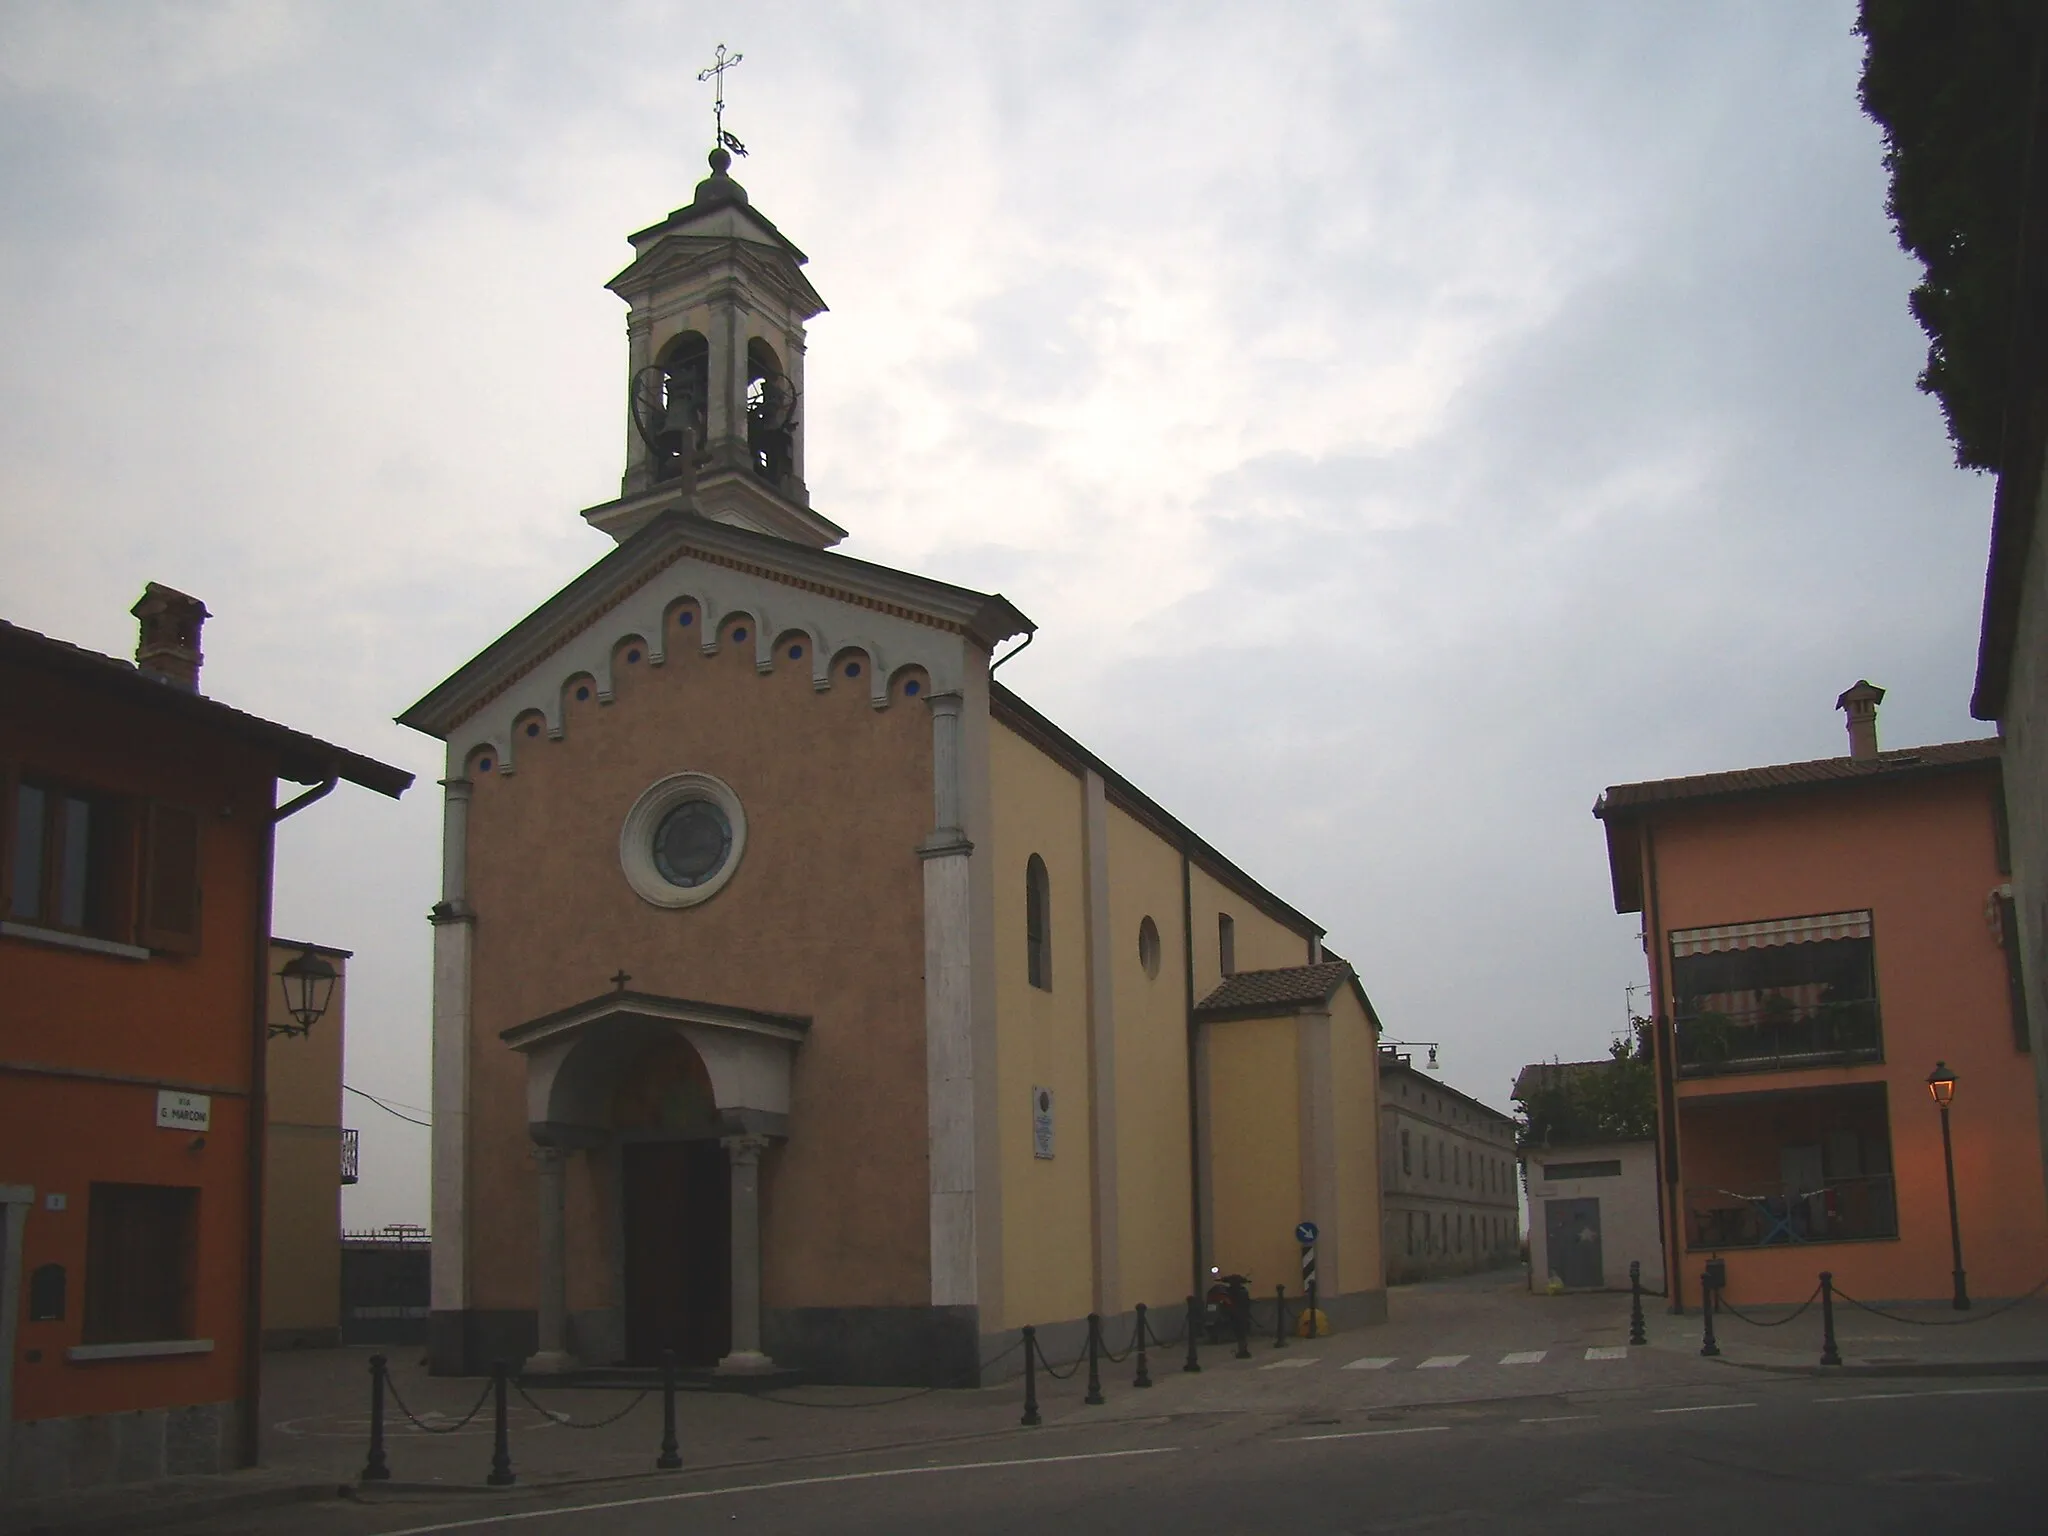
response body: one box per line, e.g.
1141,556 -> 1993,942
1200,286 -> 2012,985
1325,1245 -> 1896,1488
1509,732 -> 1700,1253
653,799 -> 732,889
619,771 -> 748,908
1138,915 -> 1161,980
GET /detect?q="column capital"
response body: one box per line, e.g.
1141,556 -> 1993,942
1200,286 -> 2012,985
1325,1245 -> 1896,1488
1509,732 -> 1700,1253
720,1133 -> 773,1164
922,689 -> 965,719
531,1142 -> 568,1165
438,776 -> 474,800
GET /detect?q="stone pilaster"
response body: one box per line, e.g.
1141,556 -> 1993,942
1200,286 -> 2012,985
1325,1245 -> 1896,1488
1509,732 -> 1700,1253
428,777 -> 474,1334
717,1134 -> 777,1374
920,691 -> 978,1308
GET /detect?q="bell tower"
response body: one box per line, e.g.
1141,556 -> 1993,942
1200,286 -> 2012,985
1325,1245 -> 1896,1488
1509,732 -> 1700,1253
582,145 -> 843,548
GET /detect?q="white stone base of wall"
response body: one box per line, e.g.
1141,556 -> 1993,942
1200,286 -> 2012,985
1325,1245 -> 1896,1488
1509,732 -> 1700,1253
3,1399 -> 237,1500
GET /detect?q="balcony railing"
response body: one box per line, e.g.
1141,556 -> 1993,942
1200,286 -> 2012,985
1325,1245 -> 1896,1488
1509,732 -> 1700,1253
340,1128 -> 359,1186
1684,1174 -> 1898,1249
1672,999 -> 1882,1078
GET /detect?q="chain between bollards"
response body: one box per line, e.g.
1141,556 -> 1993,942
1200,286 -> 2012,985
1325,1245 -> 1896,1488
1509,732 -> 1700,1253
1273,1284 -> 1288,1349
1183,1296 -> 1202,1373
1698,1269 -> 1720,1358
1133,1303 -> 1152,1388
360,1353 -> 391,1482
1628,1259 -> 1647,1347
656,1349 -> 681,1469
486,1360 -> 516,1486
1084,1314 -> 1105,1405
1020,1325 -> 1042,1426
1819,1271 -> 1842,1367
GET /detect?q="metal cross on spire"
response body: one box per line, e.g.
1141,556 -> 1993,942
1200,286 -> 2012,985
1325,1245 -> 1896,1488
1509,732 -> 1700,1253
698,43 -> 748,158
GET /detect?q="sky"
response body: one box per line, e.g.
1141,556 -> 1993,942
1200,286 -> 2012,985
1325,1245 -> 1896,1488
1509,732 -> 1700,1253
0,2 -> 1996,1231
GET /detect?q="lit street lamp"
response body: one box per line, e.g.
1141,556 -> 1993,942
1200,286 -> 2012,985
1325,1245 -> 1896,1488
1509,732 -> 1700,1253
1927,1061 -> 1970,1310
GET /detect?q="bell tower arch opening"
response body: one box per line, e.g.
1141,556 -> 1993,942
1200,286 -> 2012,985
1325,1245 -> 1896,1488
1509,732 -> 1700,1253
745,336 -> 798,488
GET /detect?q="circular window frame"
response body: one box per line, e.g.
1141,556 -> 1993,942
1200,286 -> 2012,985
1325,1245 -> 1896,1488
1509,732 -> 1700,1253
619,771 -> 748,908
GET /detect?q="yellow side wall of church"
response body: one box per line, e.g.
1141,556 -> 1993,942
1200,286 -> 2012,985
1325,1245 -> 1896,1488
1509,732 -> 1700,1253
988,721 -> 1095,1330
1104,802 -> 1196,1310
1205,1016 -> 1303,1289
1187,864 -> 1315,1001
1330,988 -> 1384,1296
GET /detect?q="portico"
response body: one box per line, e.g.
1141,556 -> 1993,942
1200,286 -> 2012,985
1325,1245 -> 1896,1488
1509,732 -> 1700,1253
500,990 -> 806,1376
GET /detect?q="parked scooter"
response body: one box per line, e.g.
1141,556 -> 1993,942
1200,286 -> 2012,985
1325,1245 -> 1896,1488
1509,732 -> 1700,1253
1204,1266 -> 1253,1346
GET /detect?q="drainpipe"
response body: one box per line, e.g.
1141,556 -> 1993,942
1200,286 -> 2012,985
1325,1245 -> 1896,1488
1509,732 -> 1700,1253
241,771 -> 338,1465
1641,820 -> 1683,1316
1181,842 -> 1203,1297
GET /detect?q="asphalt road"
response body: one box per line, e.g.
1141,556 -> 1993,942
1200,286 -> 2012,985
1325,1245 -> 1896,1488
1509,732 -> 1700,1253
171,1373 -> 2048,1536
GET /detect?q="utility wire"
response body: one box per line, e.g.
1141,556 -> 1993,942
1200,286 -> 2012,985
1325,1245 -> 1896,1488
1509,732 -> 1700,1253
345,1083 -> 432,1128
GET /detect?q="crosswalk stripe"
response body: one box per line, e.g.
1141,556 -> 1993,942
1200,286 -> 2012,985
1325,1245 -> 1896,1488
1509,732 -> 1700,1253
1260,1358 -> 1317,1370
1500,1351 -> 1546,1365
1342,1356 -> 1396,1370
1417,1354 -> 1468,1369
1585,1346 -> 1627,1361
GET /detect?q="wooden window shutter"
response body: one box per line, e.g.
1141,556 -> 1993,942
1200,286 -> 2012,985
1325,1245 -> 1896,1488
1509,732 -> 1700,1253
2000,893 -> 2031,1052
141,801 -> 202,954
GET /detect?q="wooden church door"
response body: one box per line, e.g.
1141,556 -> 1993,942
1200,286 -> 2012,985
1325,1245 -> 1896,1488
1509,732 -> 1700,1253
622,1140 -> 731,1366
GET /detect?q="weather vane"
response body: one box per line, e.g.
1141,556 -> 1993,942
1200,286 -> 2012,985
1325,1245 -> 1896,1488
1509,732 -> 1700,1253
698,43 -> 748,158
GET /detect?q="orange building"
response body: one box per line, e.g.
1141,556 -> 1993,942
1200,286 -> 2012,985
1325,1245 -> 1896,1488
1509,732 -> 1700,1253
0,588 -> 408,1499
1596,683 -> 2046,1309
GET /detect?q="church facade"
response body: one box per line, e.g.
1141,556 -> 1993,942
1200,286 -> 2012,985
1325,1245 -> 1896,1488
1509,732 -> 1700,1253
401,150 -> 1386,1385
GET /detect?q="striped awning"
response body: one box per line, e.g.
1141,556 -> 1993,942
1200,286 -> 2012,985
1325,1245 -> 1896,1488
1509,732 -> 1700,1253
1669,910 -> 1871,957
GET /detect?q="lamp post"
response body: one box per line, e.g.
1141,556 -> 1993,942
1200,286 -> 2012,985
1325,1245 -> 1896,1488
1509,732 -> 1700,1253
1926,1062 -> 1970,1310
272,948 -> 339,1038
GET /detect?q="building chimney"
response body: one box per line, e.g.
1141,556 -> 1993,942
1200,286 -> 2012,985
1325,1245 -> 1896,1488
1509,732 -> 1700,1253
131,583 -> 210,692
1835,679 -> 1885,761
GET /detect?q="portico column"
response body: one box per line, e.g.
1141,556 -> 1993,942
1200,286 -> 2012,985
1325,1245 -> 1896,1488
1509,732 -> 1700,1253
717,1134 -> 777,1374
526,1143 -> 576,1375
919,692 -> 978,1309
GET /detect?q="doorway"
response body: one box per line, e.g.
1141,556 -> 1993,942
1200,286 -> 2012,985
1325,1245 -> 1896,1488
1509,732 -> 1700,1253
1545,1197 -> 1604,1289
622,1141 -> 730,1366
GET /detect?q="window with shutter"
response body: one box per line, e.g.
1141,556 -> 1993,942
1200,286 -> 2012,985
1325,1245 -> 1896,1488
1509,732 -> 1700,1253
141,802 -> 202,954
84,1183 -> 197,1343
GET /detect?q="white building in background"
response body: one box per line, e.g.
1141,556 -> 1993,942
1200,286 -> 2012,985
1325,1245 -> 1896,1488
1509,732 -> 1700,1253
1378,1048 -> 1519,1282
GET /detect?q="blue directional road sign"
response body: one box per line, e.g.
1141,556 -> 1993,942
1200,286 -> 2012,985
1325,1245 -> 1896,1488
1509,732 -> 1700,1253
1295,1221 -> 1319,1246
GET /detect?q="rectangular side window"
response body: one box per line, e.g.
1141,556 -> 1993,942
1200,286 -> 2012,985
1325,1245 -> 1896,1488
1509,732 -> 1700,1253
1217,913 -> 1235,977
84,1183 -> 197,1344
1400,1128 -> 1411,1174
10,782 -> 45,922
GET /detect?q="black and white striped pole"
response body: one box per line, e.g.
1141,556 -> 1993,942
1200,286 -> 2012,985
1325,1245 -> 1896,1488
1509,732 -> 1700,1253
1296,1221 -> 1319,1339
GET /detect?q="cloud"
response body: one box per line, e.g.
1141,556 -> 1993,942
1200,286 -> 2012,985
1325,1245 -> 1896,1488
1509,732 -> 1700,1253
0,2 -> 1995,1223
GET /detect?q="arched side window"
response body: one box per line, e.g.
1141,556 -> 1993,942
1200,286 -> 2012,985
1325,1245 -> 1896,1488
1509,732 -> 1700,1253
1026,854 -> 1051,991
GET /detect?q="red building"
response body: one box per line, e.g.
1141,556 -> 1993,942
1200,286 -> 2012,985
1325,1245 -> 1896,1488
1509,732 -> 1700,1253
1596,683 -> 2047,1309
1,586 -> 409,1498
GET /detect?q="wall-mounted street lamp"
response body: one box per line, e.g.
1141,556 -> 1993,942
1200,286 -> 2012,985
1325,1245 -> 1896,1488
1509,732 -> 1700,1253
1382,1041 -> 1441,1072
1927,1061 -> 1970,1310
272,948 -> 338,1039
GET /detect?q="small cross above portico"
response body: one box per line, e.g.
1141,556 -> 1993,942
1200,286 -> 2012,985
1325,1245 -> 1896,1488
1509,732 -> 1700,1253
610,968 -> 631,992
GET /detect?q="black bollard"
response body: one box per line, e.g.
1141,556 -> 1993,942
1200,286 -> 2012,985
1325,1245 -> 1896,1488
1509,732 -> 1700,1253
1183,1295 -> 1202,1373
487,1360 -> 517,1486
1274,1284 -> 1288,1349
1629,1260 -> 1647,1347
1819,1271 -> 1842,1367
1698,1270 -> 1720,1358
1234,1289 -> 1252,1361
360,1353 -> 391,1482
1084,1313 -> 1105,1405
1020,1326 -> 1041,1427
1134,1302 -> 1153,1388
656,1348 -> 681,1470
